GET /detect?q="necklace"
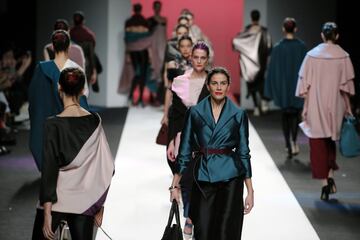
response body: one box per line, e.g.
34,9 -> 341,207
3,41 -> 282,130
63,103 -> 80,110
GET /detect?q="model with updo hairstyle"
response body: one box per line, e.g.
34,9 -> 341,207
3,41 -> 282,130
54,19 -> 69,31
192,41 -> 210,57
31,67 -> 114,240
295,21 -> 355,201
166,37 -> 210,239
177,15 -> 190,26
44,20 -> 86,71
162,24 -> 191,106
160,34 -> 193,148
171,66 -> 254,240
321,22 -> 338,42
283,17 -> 297,33
206,66 -> 231,85
52,30 -> 70,53
29,26 -> 89,172
264,17 -> 306,159
175,24 -> 189,36
59,67 -> 85,97
70,10 -> 97,88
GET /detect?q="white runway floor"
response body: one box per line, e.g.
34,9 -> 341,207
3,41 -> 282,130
96,107 -> 320,240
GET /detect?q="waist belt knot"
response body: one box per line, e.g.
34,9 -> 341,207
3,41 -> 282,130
199,147 -> 234,156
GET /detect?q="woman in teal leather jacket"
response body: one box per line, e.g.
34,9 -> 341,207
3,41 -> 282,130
170,67 -> 254,240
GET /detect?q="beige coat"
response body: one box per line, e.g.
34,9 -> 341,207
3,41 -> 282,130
296,43 -> 355,140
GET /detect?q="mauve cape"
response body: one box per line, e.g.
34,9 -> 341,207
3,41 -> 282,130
295,43 -> 355,140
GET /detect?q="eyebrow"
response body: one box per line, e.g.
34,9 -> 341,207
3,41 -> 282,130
210,80 -> 228,84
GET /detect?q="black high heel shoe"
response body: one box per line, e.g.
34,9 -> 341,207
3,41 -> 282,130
320,185 -> 330,201
327,178 -> 337,194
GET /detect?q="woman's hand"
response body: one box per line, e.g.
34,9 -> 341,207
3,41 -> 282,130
341,91 -> 353,117
170,188 -> 181,203
345,105 -> 353,117
244,191 -> 254,215
167,140 -> 176,161
42,212 -> 54,240
170,174 -> 182,203
90,68 -> 97,85
301,108 -> 307,121
161,115 -> 169,126
94,206 -> 104,227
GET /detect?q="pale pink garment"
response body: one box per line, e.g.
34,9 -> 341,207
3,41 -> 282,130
296,43 -> 355,140
118,25 -> 166,93
50,116 -> 114,214
172,69 -> 206,156
171,69 -> 206,107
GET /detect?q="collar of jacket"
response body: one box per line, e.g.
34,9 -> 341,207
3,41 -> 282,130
193,96 -> 239,134
39,60 -> 61,84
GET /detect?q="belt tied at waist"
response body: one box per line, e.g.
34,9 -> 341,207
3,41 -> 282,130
199,147 -> 234,156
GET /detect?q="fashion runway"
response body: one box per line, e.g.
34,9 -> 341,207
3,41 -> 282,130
96,107 -> 319,240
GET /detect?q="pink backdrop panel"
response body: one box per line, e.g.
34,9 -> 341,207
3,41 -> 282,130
131,0 -> 244,94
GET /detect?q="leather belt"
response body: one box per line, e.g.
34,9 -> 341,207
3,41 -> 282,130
199,147 -> 234,156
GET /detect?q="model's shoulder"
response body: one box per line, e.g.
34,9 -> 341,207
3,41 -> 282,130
236,107 -> 247,116
231,104 -> 247,119
71,43 -> 83,51
295,38 -> 306,45
38,60 -> 57,76
44,116 -> 61,130
39,60 -> 53,67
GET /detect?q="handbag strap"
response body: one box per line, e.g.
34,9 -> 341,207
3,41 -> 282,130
166,200 -> 181,227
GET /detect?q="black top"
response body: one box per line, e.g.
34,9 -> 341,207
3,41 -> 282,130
147,16 -> 166,32
40,113 -> 99,205
125,14 -> 149,28
164,38 -> 179,62
167,57 -> 192,83
168,84 -> 209,142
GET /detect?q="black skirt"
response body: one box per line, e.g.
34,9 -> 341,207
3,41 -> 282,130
190,177 -> 245,240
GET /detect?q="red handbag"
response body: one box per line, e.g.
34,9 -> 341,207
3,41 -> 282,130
156,124 -> 168,146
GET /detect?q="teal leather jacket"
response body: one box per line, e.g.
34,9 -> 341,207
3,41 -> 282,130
176,96 -> 251,182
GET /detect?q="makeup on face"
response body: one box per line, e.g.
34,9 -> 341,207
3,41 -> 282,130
208,73 -> 229,99
179,40 -> 192,58
191,49 -> 208,71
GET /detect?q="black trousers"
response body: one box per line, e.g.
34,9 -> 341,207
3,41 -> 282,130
32,209 -> 94,240
190,177 -> 244,240
129,50 -> 149,103
281,108 -> 301,150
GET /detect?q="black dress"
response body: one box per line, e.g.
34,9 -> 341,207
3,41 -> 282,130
168,72 -> 209,218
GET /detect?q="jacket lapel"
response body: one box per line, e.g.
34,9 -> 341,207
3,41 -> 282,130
212,97 -> 239,138
194,96 -> 215,130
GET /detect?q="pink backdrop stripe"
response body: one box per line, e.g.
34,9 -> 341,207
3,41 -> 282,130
131,0 -> 244,94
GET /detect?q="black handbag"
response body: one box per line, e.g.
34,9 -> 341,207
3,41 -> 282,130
161,200 -> 183,240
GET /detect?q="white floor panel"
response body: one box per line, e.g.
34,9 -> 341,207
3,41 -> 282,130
96,107 -> 319,240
